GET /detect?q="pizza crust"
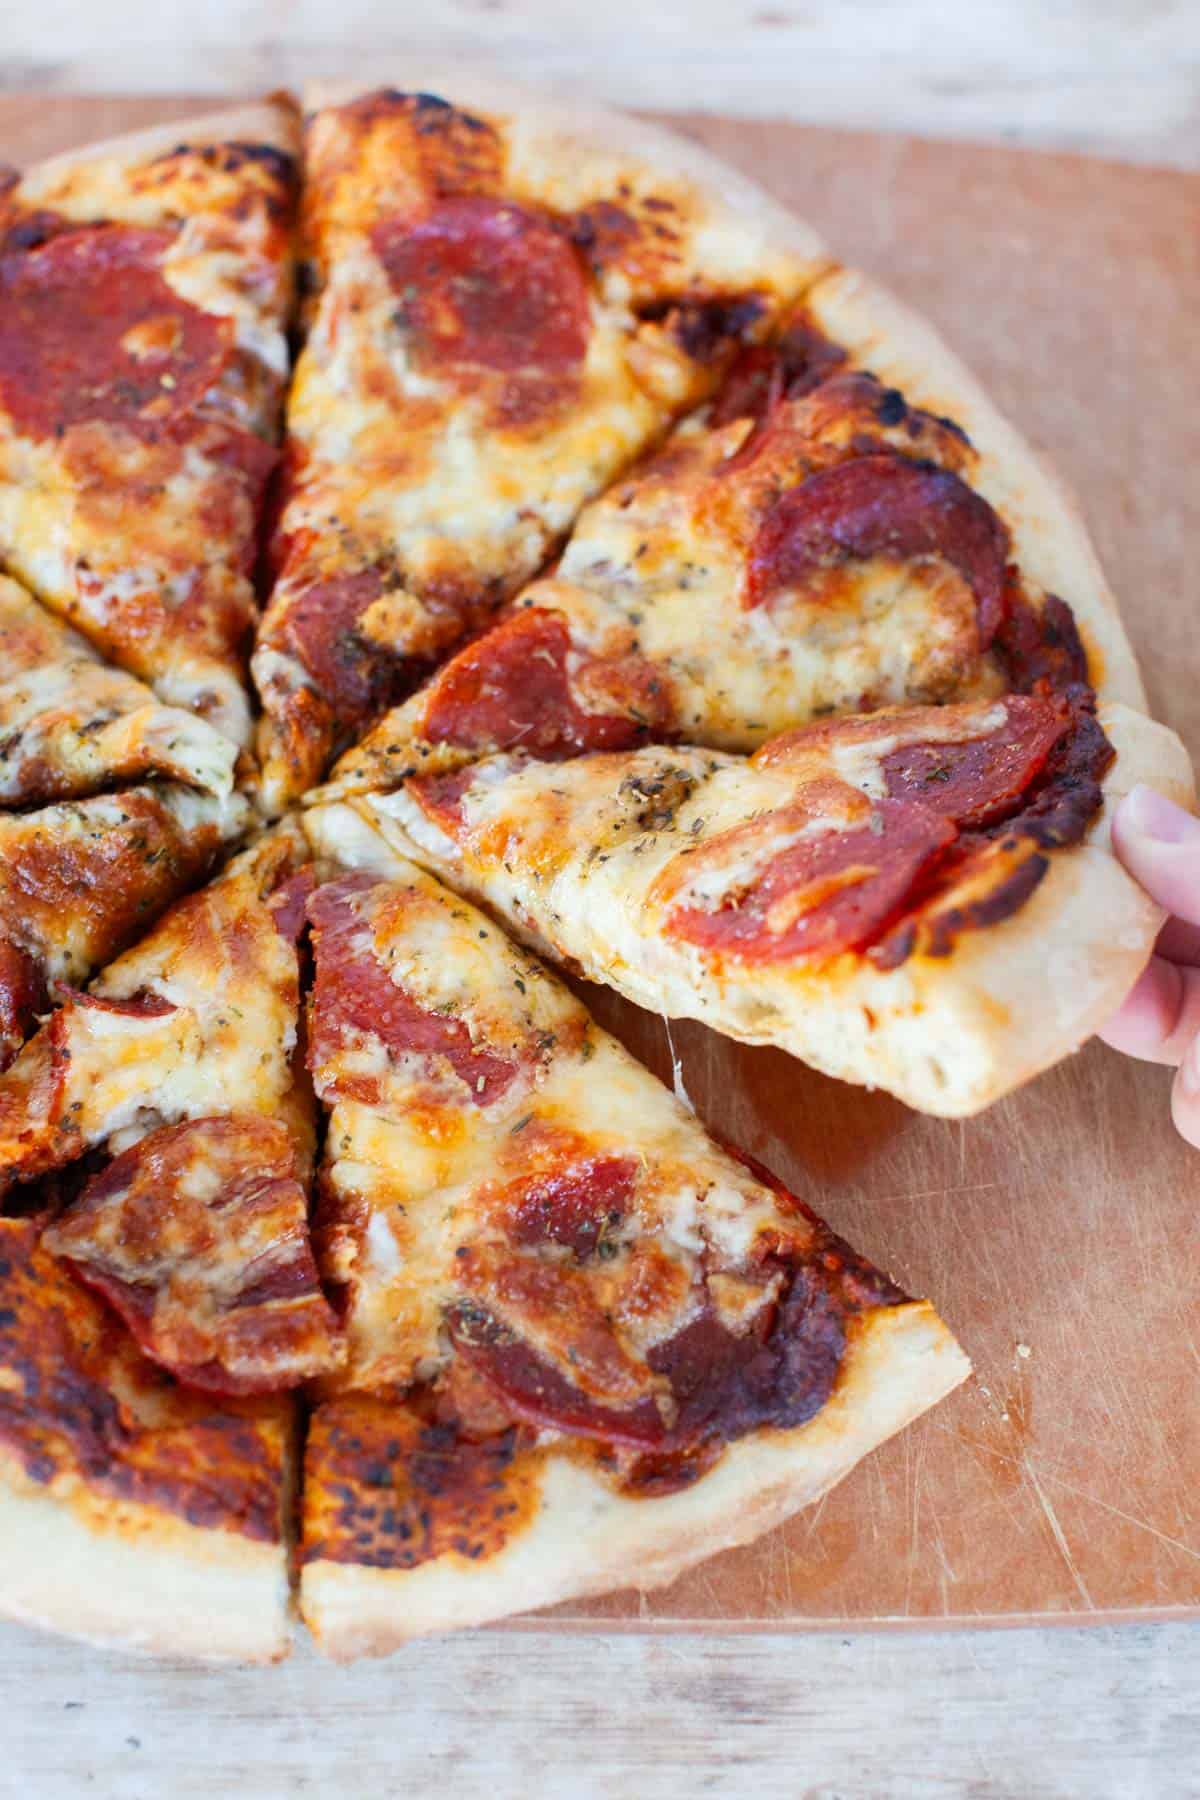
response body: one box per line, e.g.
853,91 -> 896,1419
302,68 -> 831,276
0,1454 -> 292,1663
302,69 -> 1145,720
318,700 -> 1194,1119
10,101 -> 300,203
803,267 -> 1146,712
301,1299 -> 967,1659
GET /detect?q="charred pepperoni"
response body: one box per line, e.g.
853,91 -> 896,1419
280,569 -> 402,728
0,224 -> 231,441
668,801 -> 955,965
505,1154 -> 638,1259
881,695 -> 1071,828
307,877 -> 520,1104
0,937 -> 44,1072
45,1114 -> 344,1396
421,608 -> 663,757
373,195 -> 589,423
710,311 -> 848,427
746,451 -> 1010,645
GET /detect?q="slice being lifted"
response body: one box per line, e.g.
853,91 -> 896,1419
311,691 -> 1193,1117
252,74 -> 826,808
296,843 -> 967,1656
324,276 -> 1146,798
0,104 -> 298,745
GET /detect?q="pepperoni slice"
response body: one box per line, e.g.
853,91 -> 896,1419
709,311 -> 848,427
0,224 -> 231,441
281,569 -> 398,728
881,695 -> 1071,828
447,1301 -> 667,1448
267,867 -> 317,944
449,1257 -> 874,1456
421,608 -> 662,758
45,1115 -> 344,1396
668,801 -> 955,965
372,195 -> 589,422
505,1154 -> 638,1259
406,766 -> 477,838
0,937 -> 44,1073
746,452 -> 1010,645
307,877 -> 519,1105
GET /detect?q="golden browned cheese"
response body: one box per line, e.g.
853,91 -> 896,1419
253,88 -> 816,809
0,134 -> 297,746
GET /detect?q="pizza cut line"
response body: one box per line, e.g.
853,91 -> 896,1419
0,76 -> 1192,1662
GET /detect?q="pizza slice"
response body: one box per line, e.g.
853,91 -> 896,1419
309,690 -> 1193,1118
0,573 -> 237,804
0,104 -> 298,746
252,74 -> 827,808
296,851 -> 968,1655
0,822 -> 341,1657
0,782 -> 249,1070
0,822 -> 314,1187
321,276 -> 1146,799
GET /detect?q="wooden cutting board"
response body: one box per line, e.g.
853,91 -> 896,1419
2,94 -> 1197,1634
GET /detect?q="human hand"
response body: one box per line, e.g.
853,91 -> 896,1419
1099,783 -> 1200,1147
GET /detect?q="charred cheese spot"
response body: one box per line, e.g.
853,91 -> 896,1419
0,1213 -> 287,1542
302,1395 -> 540,1572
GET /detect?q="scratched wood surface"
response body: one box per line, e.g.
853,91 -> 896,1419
5,0 -> 1200,168
0,93 -> 1197,1650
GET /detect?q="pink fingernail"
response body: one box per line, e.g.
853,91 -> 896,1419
1123,784 -> 1199,846
1178,1039 -> 1200,1100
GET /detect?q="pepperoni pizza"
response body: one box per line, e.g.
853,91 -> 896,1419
0,78 -> 1190,1663
251,78 -> 824,809
0,103 -> 297,747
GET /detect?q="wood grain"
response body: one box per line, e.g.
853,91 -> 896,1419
3,1619 -> 1198,1799
0,91 -> 1198,1798
4,0 -> 1200,167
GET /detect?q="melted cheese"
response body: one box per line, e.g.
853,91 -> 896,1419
0,824 -> 307,1172
0,139 -> 294,746
0,575 -> 235,800
253,90 -> 820,807
307,852 -> 820,1401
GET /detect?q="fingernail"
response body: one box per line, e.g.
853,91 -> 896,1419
1177,1037 -> 1200,1100
1122,784 -> 1199,847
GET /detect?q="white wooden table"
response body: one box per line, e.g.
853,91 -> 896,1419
2,5 -> 1199,1794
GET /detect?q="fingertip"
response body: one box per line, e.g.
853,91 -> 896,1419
1112,786 -> 1200,928
1171,1048 -> 1200,1151
1097,956 -> 1186,1064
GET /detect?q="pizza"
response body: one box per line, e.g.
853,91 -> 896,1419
0,78 -> 1191,1663
0,574 -> 237,804
0,573 -> 249,1076
322,280 -> 1145,795
0,103 -> 297,746
0,782 -> 249,1072
0,816 -> 966,1658
0,822 -> 333,1659
296,849 -> 966,1655
320,693 -> 1189,1115
251,78 -> 825,809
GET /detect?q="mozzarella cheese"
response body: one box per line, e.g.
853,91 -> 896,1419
305,852 -> 819,1404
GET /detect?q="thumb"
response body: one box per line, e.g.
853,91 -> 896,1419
1111,785 -> 1200,925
